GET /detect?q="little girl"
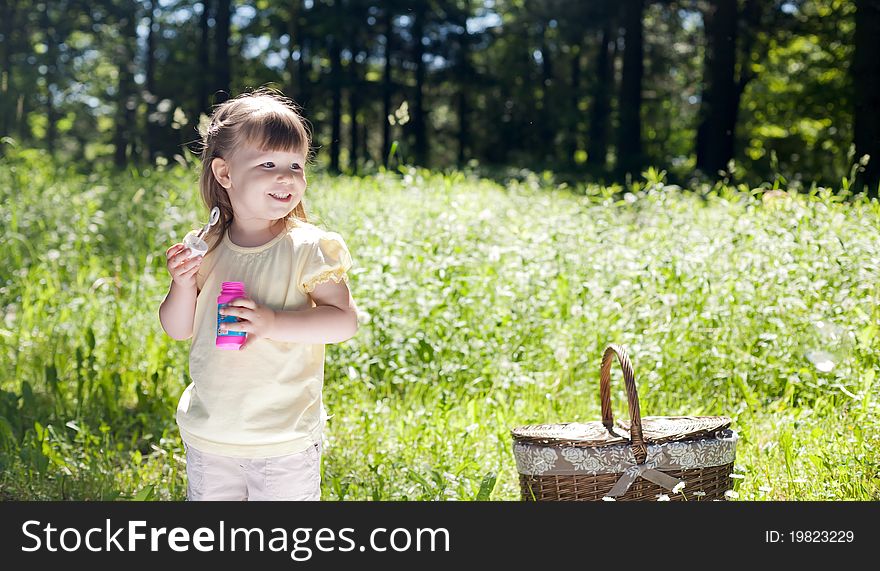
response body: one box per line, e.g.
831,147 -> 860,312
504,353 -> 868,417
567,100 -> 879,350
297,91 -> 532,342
158,88 -> 358,501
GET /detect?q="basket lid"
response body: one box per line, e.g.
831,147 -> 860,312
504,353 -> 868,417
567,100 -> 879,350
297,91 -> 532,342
511,416 -> 731,448
512,345 -> 735,466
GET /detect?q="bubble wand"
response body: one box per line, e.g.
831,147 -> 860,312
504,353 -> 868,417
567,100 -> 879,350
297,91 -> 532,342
184,206 -> 220,258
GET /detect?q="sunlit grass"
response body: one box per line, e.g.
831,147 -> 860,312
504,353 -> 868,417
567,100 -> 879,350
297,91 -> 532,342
1,147 -> 878,500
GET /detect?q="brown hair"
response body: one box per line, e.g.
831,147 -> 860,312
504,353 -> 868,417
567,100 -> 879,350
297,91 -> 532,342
196,86 -> 313,254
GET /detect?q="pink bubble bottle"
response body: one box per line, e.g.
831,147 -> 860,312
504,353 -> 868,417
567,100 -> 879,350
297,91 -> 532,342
217,281 -> 247,350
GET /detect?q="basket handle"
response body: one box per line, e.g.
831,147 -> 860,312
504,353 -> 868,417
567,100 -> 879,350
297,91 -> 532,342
600,344 -> 648,464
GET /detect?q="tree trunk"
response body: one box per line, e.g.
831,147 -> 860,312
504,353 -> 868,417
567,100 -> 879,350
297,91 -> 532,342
145,0 -> 157,162
457,90 -> 469,167
588,20 -> 613,170
113,4 -> 137,167
42,3 -> 58,156
567,41 -> 581,166
214,0 -> 231,103
616,0 -> 644,177
286,2 -> 303,105
695,8 -> 711,173
0,0 -> 17,146
349,33 -> 360,173
16,94 -> 29,143
696,0 -> 738,176
198,0 -> 211,115
298,34 -> 311,111
330,34 -> 342,174
382,3 -> 393,167
457,7 -> 471,167
854,0 -> 880,196
521,21 -> 535,155
538,23 -> 554,163
361,121 -> 369,166
412,3 -> 427,166
349,71 -> 359,173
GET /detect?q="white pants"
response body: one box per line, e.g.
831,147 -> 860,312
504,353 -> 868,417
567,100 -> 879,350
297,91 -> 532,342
185,442 -> 322,501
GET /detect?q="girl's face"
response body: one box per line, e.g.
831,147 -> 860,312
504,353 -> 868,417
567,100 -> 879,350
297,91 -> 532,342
211,143 -> 307,228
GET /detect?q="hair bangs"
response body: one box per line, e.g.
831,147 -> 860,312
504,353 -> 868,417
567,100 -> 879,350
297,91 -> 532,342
239,108 -> 309,157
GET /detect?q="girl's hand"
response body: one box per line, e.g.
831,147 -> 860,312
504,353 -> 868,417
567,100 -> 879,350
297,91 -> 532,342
165,243 -> 203,290
218,297 -> 277,348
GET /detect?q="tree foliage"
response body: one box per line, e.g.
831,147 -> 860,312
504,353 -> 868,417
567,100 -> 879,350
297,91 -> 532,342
0,0 -> 876,193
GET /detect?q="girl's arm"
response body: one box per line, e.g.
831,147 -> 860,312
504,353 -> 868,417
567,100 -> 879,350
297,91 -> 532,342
273,280 -> 358,344
159,243 -> 203,340
219,280 -> 358,345
159,281 -> 199,340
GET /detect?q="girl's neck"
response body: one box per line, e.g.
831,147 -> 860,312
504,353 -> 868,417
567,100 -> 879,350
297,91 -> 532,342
227,218 -> 287,248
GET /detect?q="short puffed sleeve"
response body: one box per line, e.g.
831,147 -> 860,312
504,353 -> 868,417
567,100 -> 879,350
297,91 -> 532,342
299,230 -> 353,294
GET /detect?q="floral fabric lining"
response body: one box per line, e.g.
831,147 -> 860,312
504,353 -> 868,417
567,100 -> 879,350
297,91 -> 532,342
514,430 -> 737,476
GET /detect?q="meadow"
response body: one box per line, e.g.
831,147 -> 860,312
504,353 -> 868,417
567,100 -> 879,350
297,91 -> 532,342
1,148 -> 878,500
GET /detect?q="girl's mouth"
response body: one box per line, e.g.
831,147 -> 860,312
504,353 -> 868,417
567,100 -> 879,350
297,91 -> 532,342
268,192 -> 293,202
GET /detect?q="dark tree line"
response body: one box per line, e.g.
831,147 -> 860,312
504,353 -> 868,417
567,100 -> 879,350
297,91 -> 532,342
1,0 -> 878,194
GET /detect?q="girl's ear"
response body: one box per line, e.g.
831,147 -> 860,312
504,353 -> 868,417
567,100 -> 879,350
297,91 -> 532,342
211,157 -> 232,189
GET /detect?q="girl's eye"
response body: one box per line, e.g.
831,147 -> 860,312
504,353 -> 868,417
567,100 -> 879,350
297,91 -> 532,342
262,162 -> 275,168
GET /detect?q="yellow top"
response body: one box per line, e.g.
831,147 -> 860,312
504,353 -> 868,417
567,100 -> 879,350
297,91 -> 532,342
176,218 -> 353,457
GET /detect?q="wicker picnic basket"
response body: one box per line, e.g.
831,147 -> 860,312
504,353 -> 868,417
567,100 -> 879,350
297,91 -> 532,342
511,344 -> 737,501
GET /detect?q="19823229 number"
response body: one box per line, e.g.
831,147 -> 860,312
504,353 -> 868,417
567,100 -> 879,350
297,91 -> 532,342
790,530 -> 854,542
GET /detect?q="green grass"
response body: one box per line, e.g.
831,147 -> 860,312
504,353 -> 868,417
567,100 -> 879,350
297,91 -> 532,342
1,147 -> 878,500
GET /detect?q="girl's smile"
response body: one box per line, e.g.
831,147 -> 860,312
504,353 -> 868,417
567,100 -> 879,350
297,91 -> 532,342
268,190 -> 294,202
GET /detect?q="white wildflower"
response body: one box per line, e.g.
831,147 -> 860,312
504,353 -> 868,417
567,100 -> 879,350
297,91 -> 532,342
554,346 -> 570,363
